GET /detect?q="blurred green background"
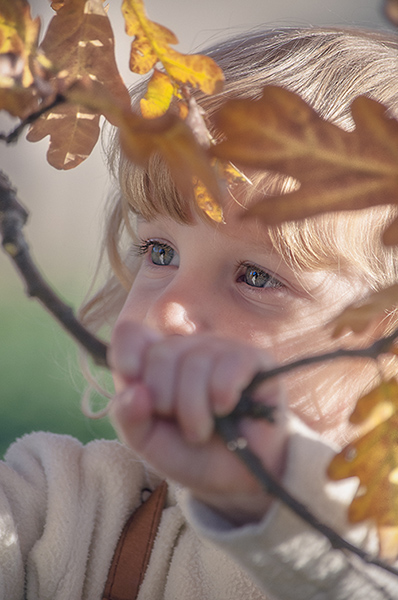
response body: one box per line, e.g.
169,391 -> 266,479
0,0 -> 393,458
0,279 -> 115,458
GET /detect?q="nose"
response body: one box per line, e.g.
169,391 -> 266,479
146,300 -> 197,335
144,278 -> 210,336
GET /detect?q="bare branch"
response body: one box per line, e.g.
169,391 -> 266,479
243,332 -> 398,397
215,411 -> 398,592
0,94 -> 66,145
3,170 -> 398,588
0,171 -> 108,368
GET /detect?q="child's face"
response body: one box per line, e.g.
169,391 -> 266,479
115,200 -> 374,445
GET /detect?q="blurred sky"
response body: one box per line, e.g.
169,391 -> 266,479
0,0 -> 394,300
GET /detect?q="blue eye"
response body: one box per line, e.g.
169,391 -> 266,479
135,240 -> 177,266
241,264 -> 282,289
150,243 -> 175,266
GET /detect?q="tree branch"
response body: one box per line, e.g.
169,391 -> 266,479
0,94 -> 66,144
2,169 -> 398,590
215,412 -> 398,593
243,331 -> 398,397
0,171 -> 108,368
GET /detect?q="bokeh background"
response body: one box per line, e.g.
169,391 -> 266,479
0,0 -> 394,457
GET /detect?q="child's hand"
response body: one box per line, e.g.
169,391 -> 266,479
109,321 -> 288,525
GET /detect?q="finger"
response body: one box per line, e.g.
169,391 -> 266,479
142,335 -> 199,415
175,347 -> 221,444
109,321 -> 160,382
210,346 -> 276,416
143,335 -> 225,417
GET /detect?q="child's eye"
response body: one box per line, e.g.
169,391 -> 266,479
135,239 -> 178,266
238,263 -> 283,289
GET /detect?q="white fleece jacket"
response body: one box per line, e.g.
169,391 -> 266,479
0,415 -> 397,600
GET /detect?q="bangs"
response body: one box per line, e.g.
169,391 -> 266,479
119,152 -> 195,224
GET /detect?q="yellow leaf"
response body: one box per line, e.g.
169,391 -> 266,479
0,0 -> 41,88
327,379 -> 398,559
119,110 -> 222,208
122,0 -> 224,116
332,283 -> 398,337
140,69 -> 175,118
211,86 -> 398,245
193,178 -> 223,223
65,78 -> 223,209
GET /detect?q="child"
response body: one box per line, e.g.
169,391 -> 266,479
2,27 -> 398,600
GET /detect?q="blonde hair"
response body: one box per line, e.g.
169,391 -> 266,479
80,27 -> 398,336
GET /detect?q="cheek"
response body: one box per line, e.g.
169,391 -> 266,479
116,288 -> 149,327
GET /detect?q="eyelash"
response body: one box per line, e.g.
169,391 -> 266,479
134,239 -> 283,290
134,239 -> 167,256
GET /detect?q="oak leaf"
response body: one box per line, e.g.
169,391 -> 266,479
0,86 -> 38,119
26,0 -> 130,169
385,0 -> 398,26
65,78 -> 222,206
122,0 -> 224,115
327,379 -> 398,559
0,0 -> 41,117
26,101 -> 101,169
211,86 -> 398,245
0,0 -> 40,87
332,283 -> 398,337
140,68 -> 175,118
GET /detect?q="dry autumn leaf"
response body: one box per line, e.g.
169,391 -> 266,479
122,0 -> 224,116
0,0 -> 40,87
385,0 -> 398,26
0,0 -> 41,117
332,283 -> 398,337
327,379 -> 398,560
66,77 -> 222,207
26,0 -> 130,169
211,86 -> 398,245
140,68 -> 175,118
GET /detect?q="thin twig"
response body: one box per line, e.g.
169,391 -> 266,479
0,94 -> 66,144
243,331 -> 398,397
215,412 -> 398,592
0,171 -> 108,367
2,169 -> 398,589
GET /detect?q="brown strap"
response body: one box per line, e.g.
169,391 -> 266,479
103,481 -> 168,600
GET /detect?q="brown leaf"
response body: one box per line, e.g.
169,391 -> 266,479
27,0 -> 130,169
27,101 -> 100,169
0,86 -> 38,118
211,86 -> 398,245
65,78 -> 223,207
119,110 -> 222,206
122,0 -> 224,115
327,379 -> 398,559
385,0 -> 398,26
332,283 -> 398,337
